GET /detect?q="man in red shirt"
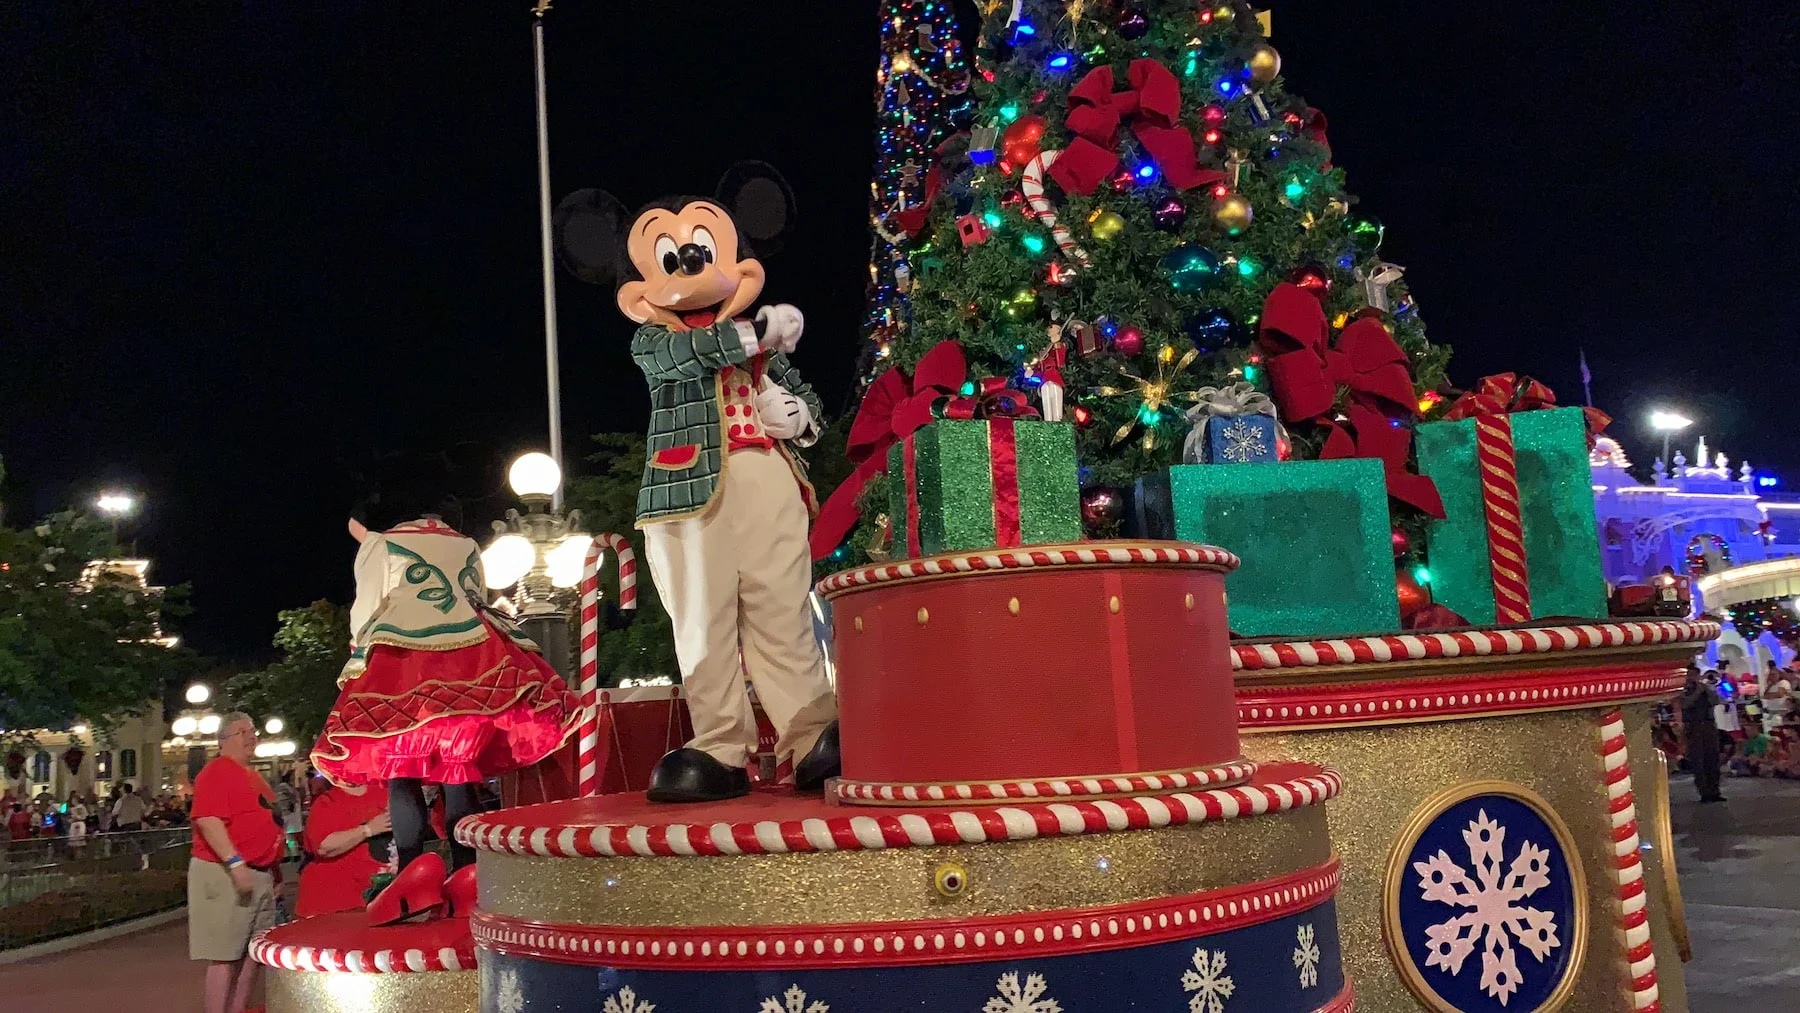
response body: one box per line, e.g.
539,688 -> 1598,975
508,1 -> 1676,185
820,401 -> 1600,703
296,781 -> 392,917
188,712 -> 284,1013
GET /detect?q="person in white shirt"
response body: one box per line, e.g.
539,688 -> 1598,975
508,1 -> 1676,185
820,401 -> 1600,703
112,782 -> 149,832
1763,663 -> 1795,733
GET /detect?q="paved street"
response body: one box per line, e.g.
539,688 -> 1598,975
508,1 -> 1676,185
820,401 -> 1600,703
1671,774 -> 1800,1012
2,777 -> 1797,1011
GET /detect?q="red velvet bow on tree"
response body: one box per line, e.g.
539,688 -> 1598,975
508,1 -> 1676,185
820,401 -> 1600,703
1257,283 -> 1445,518
1046,60 -> 1227,195
1444,373 -> 1611,443
810,341 -> 970,561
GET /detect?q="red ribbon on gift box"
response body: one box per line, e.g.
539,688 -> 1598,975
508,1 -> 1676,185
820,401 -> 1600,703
810,341 -> 969,561
1257,283 -> 1445,518
1438,373 -> 1610,623
900,383 -> 1038,557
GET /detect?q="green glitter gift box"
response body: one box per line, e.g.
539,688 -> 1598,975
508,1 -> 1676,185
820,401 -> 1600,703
1414,405 -> 1608,625
886,418 -> 1082,558
1133,459 -> 1400,637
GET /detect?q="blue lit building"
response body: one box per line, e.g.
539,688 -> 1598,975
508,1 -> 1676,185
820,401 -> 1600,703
1590,435 -> 1800,679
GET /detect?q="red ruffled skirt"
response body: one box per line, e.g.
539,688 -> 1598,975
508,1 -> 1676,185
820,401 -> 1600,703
312,624 -> 578,786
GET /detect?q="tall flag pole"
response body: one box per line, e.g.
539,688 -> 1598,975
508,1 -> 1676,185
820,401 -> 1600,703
532,1 -> 566,510
857,2 -> 971,392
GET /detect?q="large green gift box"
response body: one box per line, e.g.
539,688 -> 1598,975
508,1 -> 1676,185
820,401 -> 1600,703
886,418 -> 1082,558
1414,405 -> 1608,625
1133,459 -> 1399,637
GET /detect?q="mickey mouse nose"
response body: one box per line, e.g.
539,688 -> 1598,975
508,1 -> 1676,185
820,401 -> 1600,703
676,244 -> 708,276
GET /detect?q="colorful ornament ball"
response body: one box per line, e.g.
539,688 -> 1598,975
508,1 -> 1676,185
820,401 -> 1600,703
1390,527 -> 1412,559
1247,43 -> 1281,85
1160,244 -> 1222,293
1115,7 -> 1151,40
1211,193 -> 1254,235
1002,115 -> 1048,168
1184,309 -> 1236,354
1114,325 -> 1146,356
1090,210 -> 1127,241
1289,262 -> 1333,296
1152,196 -> 1188,232
1080,486 -> 1126,531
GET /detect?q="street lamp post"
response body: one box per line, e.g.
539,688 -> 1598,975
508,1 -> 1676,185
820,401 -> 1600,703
482,452 -> 590,679
1649,410 -> 1694,475
95,491 -> 138,541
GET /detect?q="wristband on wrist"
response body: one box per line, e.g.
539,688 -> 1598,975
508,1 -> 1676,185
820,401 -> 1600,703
223,854 -> 244,869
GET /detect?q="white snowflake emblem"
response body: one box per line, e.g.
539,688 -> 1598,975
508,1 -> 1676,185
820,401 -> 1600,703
1412,808 -> 1562,1006
1293,923 -> 1321,988
760,984 -> 829,1013
1219,417 -> 1269,463
1181,948 -> 1235,1013
602,985 -> 656,1013
983,970 -> 1062,1013
495,968 -> 525,1013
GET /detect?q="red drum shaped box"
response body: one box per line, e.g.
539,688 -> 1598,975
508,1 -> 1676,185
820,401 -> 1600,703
818,541 -> 1246,802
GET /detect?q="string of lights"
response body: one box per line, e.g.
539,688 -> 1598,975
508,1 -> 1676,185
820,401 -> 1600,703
858,1 -> 972,390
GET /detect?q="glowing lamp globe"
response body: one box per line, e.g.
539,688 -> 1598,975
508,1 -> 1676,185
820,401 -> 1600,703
546,534 -> 595,589
184,683 -> 212,706
197,714 -> 222,736
170,715 -> 199,737
508,452 -> 563,500
264,717 -> 284,735
482,534 -> 537,590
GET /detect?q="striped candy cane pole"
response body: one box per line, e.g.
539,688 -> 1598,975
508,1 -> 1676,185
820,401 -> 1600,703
1598,708 -> 1661,1011
576,533 -> 639,798
1474,413 -> 1533,623
1020,149 -> 1092,267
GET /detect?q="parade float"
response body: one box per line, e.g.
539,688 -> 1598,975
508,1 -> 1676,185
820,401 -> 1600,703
255,1 -> 1709,1010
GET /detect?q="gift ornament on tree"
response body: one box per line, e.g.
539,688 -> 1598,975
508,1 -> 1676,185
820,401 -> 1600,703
1415,374 -> 1611,625
1181,382 -> 1282,464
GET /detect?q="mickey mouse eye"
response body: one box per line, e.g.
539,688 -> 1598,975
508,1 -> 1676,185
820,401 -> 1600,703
691,226 -> 718,264
654,235 -> 679,275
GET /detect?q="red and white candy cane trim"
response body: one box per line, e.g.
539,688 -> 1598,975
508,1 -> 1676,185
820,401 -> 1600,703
834,760 -> 1257,805
1231,620 -> 1719,672
248,929 -> 475,974
816,542 -> 1238,597
577,533 -> 639,798
457,766 -> 1340,858
1313,984 -> 1357,1013
472,859 -> 1339,970
1020,149 -> 1091,266
1599,708 -> 1662,1011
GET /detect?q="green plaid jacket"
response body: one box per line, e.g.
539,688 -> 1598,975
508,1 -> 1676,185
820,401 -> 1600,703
631,319 -> 826,526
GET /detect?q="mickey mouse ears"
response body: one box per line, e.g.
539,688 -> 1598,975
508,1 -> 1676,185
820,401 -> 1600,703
553,188 -> 631,287
716,160 -> 797,256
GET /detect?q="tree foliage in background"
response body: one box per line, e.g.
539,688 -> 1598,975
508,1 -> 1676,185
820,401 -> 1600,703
892,0 -> 1451,491
565,434 -> 677,686
223,600 -> 350,746
0,462 -> 198,740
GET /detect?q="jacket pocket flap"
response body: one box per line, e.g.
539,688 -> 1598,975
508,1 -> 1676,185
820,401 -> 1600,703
649,444 -> 701,470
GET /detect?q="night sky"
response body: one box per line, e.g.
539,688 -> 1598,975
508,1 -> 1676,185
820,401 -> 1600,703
4,2 -> 1798,661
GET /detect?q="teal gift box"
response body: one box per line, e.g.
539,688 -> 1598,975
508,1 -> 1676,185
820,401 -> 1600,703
1133,459 -> 1399,637
1414,405 -> 1608,625
887,419 -> 1082,558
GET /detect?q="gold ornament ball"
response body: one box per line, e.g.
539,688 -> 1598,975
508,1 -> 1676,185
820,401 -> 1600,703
1090,211 -> 1126,241
1004,286 -> 1038,319
1212,193 -> 1254,235
1247,43 -> 1281,85
1211,4 -> 1236,25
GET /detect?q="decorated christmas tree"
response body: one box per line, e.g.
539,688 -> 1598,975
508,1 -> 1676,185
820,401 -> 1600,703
858,1 -> 974,388
815,0 -> 1457,576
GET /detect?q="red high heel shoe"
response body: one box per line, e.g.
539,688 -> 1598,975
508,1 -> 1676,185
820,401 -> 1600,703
444,865 -> 478,919
366,852 -> 447,926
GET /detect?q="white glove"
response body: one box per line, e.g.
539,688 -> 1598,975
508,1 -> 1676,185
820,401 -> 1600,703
1039,380 -> 1064,423
756,383 -> 813,442
754,304 -> 805,354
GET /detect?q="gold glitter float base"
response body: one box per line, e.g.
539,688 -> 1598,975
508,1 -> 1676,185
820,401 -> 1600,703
266,967 -> 478,1013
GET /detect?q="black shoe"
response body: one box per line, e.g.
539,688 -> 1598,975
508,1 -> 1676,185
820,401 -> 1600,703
793,722 -> 842,793
646,748 -> 750,804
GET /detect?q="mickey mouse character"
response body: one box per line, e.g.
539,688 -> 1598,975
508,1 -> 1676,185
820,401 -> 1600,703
556,162 -> 840,803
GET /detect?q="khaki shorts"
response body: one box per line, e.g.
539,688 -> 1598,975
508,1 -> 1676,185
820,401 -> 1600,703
187,858 -> 277,962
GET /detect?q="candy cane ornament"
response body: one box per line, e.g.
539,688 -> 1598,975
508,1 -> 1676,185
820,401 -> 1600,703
1020,149 -> 1092,267
576,533 -> 638,798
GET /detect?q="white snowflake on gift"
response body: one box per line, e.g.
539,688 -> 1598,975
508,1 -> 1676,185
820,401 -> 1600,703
1219,417 -> 1269,463
761,984 -> 829,1013
1412,808 -> 1562,1006
1293,923 -> 1321,989
1181,948 -> 1235,1013
984,970 -> 1063,1013
495,969 -> 525,1013
603,985 -> 656,1013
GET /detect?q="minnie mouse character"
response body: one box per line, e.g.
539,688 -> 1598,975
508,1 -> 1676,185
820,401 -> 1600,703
311,511 -> 578,923
555,161 -> 840,804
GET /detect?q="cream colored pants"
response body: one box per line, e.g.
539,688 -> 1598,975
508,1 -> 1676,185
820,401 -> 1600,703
644,447 -> 837,769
